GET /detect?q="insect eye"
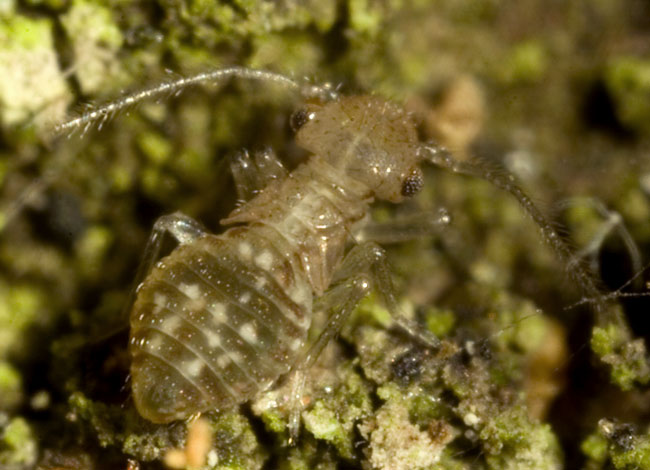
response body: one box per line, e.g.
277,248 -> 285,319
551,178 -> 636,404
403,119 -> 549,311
401,168 -> 424,197
290,108 -> 311,132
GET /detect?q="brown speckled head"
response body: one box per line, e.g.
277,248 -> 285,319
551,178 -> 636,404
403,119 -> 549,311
294,95 -> 423,202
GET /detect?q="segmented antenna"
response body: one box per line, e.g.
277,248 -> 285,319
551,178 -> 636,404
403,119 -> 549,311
0,67 -> 337,234
52,66 -> 338,138
420,143 -> 623,326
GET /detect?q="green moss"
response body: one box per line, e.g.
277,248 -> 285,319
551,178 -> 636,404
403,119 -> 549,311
0,418 -> 37,468
137,131 -> 173,165
490,294 -> 547,355
259,409 -> 286,434
69,392 -> 122,448
210,412 -> 267,470
480,408 -> 562,470
109,163 -> 136,193
249,34 -> 323,74
0,362 -> 22,411
0,15 -> 70,127
408,389 -> 447,427
605,57 -> 650,134
610,339 -> 650,390
609,435 -> 650,469
280,443 -> 338,470
591,324 -> 650,390
352,293 -> 393,328
502,40 -> 549,84
60,0 -> 124,94
140,167 -> 179,201
581,432 -> 608,465
303,402 -> 346,454
0,16 -> 50,49
359,385 -> 454,470
69,391 -> 188,461
591,323 -> 627,357
23,0 -> 65,9
424,307 -> 456,338
303,364 -> 372,460
583,419 -> 650,470
617,186 -> 650,245
0,283 -> 46,359
348,0 -> 384,37
75,225 -> 113,278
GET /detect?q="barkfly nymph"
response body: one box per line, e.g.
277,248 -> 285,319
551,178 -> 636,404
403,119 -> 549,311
50,66 -> 616,439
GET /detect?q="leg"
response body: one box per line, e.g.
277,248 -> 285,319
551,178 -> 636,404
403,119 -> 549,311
230,148 -> 288,201
287,274 -> 371,443
286,243 -> 440,442
355,208 -> 451,244
121,212 -> 207,322
136,212 -> 207,282
331,242 -> 441,349
559,197 -> 642,289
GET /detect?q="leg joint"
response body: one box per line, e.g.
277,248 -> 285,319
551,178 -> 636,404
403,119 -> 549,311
351,273 -> 373,294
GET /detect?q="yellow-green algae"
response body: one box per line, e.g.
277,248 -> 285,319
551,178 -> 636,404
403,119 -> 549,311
1,0 -> 650,469
591,322 -> 650,391
604,57 -> 650,135
60,0 -> 125,94
0,15 -> 70,128
582,419 -> 650,470
0,417 -> 37,469
0,361 -> 22,412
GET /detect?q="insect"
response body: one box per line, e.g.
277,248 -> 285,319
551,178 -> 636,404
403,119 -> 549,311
52,66 -> 616,432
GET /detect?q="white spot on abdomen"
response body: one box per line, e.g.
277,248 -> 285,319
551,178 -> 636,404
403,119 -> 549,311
153,293 -> 168,307
254,250 -> 274,271
229,351 -> 243,365
239,322 -> 258,344
162,315 -> 182,333
208,302 -> 227,323
186,358 -> 203,377
179,283 -> 201,300
238,242 -> 253,259
206,331 -> 222,348
146,334 -> 164,353
288,284 -> 311,307
217,355 -> 230,368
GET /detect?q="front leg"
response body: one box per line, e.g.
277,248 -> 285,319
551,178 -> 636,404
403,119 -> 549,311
355,208 -> 451,244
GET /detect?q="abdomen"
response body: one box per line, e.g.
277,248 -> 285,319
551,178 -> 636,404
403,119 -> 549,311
129,225 -> 312,423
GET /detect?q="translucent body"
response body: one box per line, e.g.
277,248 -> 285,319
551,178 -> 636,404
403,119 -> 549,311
50,67 -> 613,427
129,95 -> 423,423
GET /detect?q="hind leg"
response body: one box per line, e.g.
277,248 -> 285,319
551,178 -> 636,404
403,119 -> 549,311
286,273 -> 372,442
331,241 -> 441,348
121,212 -> 207,323
286,241 -> 440,442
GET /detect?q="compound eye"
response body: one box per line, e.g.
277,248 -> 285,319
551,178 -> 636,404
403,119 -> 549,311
290,108 -> 312,132
401,168 -> 424,197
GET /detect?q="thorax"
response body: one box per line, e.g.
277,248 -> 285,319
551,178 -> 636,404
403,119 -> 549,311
222,155 -> 372,294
